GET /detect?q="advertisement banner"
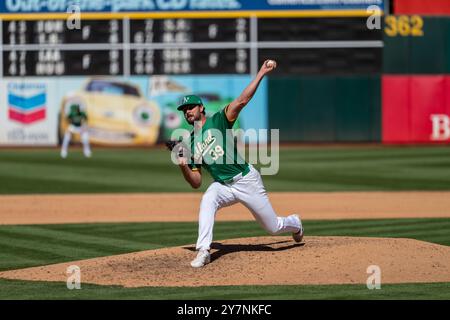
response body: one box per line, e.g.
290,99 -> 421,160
382,75 -> 450,143
0,75 -> 267,146
0,78 -> 58,145
0,0 -> 385,14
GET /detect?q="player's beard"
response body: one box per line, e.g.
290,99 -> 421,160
185,110 -> 201,125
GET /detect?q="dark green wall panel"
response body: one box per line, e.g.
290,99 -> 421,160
383,35 -> 410,73
335,77 -> 381,141
268,76 -> 381,142
297,77 -> 336,141
446,19 -> 450,73
383,17 -> 450,74
336,78 -> 370,141
410,19 -> 448,73
269,77 -> 302,141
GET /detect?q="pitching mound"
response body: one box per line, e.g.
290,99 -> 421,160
1,236 -> 449,287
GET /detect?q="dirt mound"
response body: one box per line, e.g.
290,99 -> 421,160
1,236 -> 449,287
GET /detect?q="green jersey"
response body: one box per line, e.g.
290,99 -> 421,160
68,110 -> 87,127
188,108 -> 249,184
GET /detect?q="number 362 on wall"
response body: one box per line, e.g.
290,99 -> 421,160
385,15 -> 424,37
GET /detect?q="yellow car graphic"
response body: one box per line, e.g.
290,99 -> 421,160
59,78 -> 161,146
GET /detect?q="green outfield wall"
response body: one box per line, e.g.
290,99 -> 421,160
383,17 -> 450,74
268,76 -> 381,142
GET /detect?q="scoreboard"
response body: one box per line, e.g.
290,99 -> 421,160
0,10 -> 384,77
1,17 -> 383,77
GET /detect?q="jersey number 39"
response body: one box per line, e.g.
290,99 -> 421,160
210,145 -> 224,161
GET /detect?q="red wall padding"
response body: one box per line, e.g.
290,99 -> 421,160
382,76 -> 410,142
411,77 -> 446,141
395,0 -> 450,15
382,75 -> 450,143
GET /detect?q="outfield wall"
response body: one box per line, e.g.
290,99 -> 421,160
382,14 -> 450,144
268,76 -> 381,142
265,14 -> 450,144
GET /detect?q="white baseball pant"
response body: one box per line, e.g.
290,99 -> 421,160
61,124 -> 92,157
196,165 -> 301,251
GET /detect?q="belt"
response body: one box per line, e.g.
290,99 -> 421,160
222,166 -> 251,185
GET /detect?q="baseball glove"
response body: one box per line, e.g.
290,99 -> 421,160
165,139 -> 188,158
165,139 -> 181,151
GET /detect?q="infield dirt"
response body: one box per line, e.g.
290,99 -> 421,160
1,191 -> 450,225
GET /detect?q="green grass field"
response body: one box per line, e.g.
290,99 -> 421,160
0,146 -> 450,194
0,146 -> 449,299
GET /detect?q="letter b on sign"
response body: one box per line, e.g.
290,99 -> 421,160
430,114 -> 450,141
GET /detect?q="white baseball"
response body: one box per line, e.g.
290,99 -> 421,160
266,60 -> 276,68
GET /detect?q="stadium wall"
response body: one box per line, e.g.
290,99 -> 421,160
268,76 -> 381,142
382,15 -> 450,144
267,14 -> 450,144
382,75 -> 450,143
395,0 -> 450,16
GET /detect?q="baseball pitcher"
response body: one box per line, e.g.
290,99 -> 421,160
169,60 -> 304,268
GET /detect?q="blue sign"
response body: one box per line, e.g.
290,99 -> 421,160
0,0 -> 385,14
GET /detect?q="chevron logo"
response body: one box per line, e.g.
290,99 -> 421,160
8,83 -> 47,125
